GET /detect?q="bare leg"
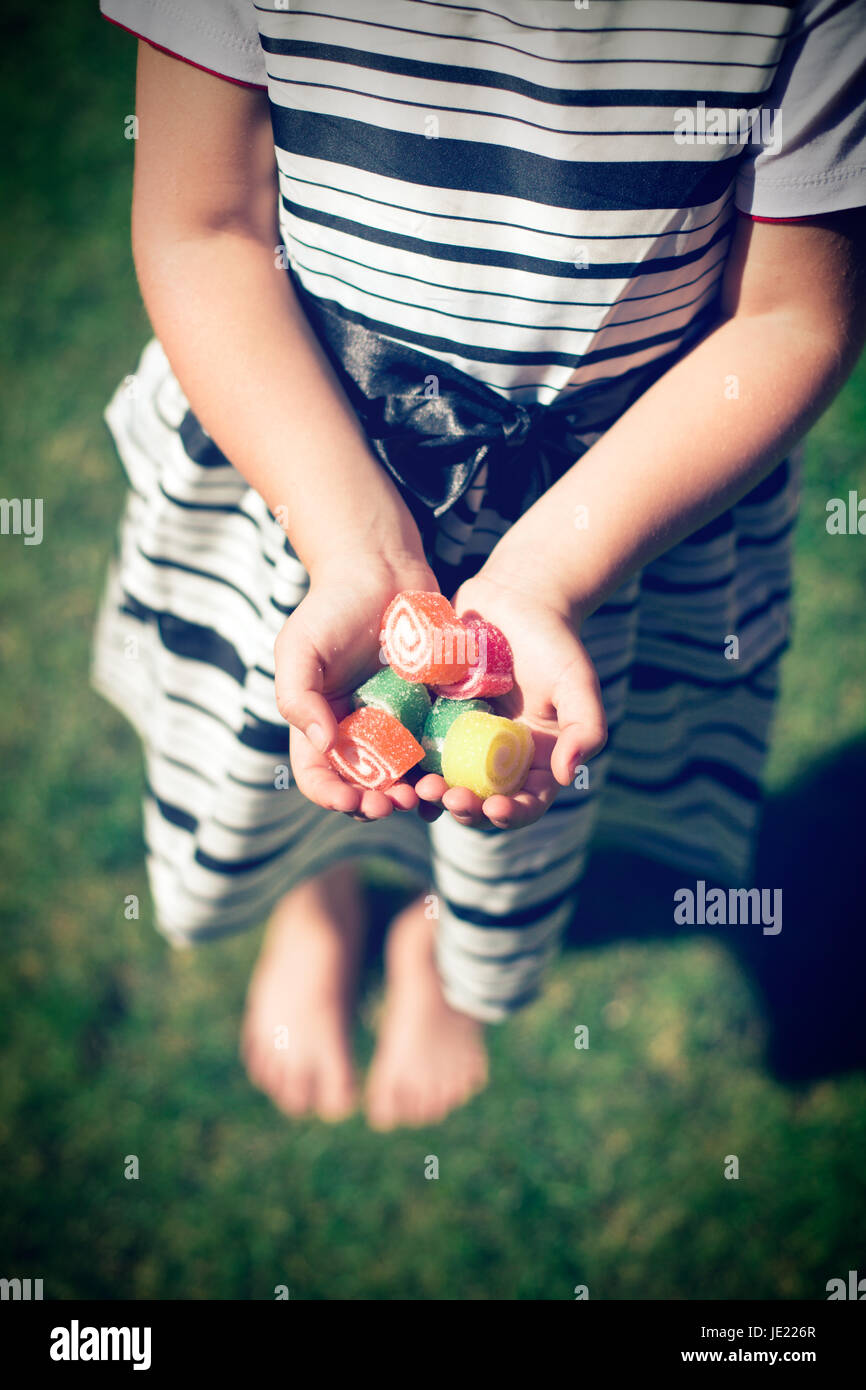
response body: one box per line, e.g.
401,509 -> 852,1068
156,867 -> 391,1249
241,862 -> 365,1122
365,893 -> 488,1130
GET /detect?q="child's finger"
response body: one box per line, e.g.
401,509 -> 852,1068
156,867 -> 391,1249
337,781 -> 419,816
442,786 -> 485,824
297,763 -> 362,814
385,781 -> 419,812
414,772 -> 448,802
551,721 -> 606,788
274,621 -> 339,752
550,650 -> 607,786
480,793 -> 516,828
289,726 -> 360,813
482,769 -> 559,829
357,788 -> 396,819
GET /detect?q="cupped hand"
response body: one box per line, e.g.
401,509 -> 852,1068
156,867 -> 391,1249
274,556 -> 441,819
414,571 -> 607,830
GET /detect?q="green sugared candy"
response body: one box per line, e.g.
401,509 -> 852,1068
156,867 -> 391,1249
352,667 -> 431,741
420,695 -> 493,774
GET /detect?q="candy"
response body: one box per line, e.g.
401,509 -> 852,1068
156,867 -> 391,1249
420,695 -> 493,775
381,590 -> 470,685
328,706 -> 423,790
352,666 -> 431,741
441,710 -> 534,798
434,617 -> 514,700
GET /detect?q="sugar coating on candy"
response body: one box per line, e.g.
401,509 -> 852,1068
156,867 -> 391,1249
381,590 -> 470,685
328,706 -> 424,791
435,617 -> 514,700
425,694 -> 494,742
441,710 -> 534,798
420,696 -> 492,774
352,666 -> 431,740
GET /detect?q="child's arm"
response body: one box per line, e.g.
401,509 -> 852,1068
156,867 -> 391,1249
432,212 -> 866,829
480,212 -> 866,627
130,43 -> 436,817
131,42 -> 423,577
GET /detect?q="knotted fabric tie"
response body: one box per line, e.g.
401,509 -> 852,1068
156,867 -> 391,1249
289,268 -> 703,536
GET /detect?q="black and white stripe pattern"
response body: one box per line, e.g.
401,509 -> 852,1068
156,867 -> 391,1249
93,334 -> 796,1018
261,0 -> 795,400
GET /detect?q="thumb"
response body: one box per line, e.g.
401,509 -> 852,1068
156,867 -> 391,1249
549,646 -> 607,787
273,612 -> 339,754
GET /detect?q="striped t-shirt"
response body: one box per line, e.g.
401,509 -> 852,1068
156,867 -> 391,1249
101,0 -> 866,405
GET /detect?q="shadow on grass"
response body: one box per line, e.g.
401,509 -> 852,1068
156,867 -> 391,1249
561,737 -> 866,1086
363,738 -> 866,1087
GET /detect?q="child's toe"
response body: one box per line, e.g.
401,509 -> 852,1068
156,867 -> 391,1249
315,1063 -> 357,1122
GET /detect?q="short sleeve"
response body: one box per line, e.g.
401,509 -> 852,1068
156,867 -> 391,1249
735,0 -> 866,218
99,0 -> 268,89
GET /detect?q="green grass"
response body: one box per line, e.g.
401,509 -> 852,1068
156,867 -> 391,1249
1,4 -> 865,1300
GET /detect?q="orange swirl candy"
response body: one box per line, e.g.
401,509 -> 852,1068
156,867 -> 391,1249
328,706 -> 424,791
381,590 -> 471,685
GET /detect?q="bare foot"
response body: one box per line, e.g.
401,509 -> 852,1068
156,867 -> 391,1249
241,863 -> 365,1122
365,895 -> 488,1130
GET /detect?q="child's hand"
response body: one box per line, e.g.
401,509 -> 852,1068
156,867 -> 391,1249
274,557 -> 440,819
414,572 -> 607,830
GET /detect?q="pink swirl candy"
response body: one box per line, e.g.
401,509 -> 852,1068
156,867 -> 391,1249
434,617 -> 514,700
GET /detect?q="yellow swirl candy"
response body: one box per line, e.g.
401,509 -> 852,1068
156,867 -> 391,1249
441,711 -> 534,798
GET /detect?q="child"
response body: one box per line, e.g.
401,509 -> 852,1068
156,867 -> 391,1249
94,0 -> 866,1128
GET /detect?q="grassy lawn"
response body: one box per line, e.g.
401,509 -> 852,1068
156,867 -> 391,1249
1,5 -> 864,1300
